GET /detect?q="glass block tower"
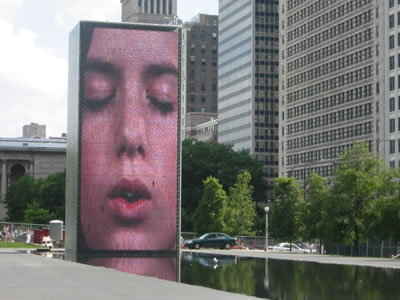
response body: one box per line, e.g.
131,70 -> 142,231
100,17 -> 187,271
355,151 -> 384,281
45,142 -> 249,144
218,0 -> 279,202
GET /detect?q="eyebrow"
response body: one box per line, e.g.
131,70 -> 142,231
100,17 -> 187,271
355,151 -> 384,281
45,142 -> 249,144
143,64 -> 178,79
84,59 -> 121,78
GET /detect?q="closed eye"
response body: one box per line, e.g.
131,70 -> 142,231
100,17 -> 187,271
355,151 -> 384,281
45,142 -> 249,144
146,69 -> 178,115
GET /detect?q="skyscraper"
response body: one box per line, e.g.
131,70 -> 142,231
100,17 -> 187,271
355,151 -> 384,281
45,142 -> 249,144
183,14 -> 219,114
121,0 -> 177,24
218,0 -> 279,202
279,0 -> 386,182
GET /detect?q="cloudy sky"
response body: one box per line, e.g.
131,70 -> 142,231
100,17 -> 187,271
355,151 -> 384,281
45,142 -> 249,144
0,0 -> 218,138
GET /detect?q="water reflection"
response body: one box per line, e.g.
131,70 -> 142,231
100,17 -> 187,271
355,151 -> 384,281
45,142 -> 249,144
180,252 -> 400,299
85,257 -> 176,281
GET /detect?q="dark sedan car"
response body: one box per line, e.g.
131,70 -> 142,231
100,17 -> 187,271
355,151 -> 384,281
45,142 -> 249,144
184,232 -> 237,250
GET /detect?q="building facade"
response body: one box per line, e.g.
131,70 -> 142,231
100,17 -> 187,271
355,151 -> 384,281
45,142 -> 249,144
279,0 -> 387,182
0,138 -> 66,220
183,14 -> 219,114
23,123 -> 46,139
120,0 -> 177,24
185,112 -> 218,142
218,0 -> 279,202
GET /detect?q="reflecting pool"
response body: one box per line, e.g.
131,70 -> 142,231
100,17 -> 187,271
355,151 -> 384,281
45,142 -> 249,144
32,250 -> 400,299
180,252 -> 400,299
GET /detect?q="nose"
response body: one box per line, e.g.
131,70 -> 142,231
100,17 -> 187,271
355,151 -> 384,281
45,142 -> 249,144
115,99 -> 148,160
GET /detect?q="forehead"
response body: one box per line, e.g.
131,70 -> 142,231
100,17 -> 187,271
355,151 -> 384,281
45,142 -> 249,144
87,27 -> 178,64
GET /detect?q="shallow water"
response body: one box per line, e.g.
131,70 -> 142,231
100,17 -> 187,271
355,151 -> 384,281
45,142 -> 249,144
180,252 -> 400,300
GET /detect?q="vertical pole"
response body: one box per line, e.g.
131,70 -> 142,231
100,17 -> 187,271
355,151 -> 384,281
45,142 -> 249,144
266,212 -> 268,252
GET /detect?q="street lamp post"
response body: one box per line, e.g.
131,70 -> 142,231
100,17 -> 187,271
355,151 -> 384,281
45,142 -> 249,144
265,206 -> 270,252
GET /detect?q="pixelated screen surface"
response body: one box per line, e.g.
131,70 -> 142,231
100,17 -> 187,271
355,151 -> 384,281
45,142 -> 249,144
78,23 -> 179,255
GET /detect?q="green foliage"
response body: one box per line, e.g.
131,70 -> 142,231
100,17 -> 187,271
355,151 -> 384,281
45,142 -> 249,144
300,173 -> 329,249
328,143 -> 384,254
5,171 -> 65,223
270,177 -> 303,246
225,170 -> 256,236
368,168 -> 400,242
193,176 -> 228,235
182,139 -> 267,231
23,201 -> 55,224
38,170 -> 66,221
5,175 -> 39,222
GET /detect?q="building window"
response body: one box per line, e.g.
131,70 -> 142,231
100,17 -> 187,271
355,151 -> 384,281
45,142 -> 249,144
390,0 -> 395,8
390,14 -> 395,28
201,70 -> 206,80
390,97 -> 395,112
212,84 -> 217,92
212,45 -> 217,54
212,32 -> 217,40
212,57 -> 217,67
190,69 -> 195,80
390,161 -> 395,168
390,77 -> 395,91
201,31 -> 206,40
201,96 -> 206,103
390,141 -> 395,154
201,44 -> 206,54
389,35 -> 395,49
190,95 -> 195,102
398,33 -> 400,47
201,58 -> 206,66
390,56 -> 395,70
390,118 -> 395,132
398,117 -> 400,131
398,11 -> 400,25
201,84 -> 206,91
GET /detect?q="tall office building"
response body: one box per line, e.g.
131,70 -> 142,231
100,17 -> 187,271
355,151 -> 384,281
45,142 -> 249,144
183,14 -> 219,114
278,0 -> 389,182
121,0 -> 177,24
218,0 -> 280,202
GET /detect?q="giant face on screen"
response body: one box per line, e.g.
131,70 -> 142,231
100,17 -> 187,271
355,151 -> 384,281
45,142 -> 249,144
78,23 -> 179,253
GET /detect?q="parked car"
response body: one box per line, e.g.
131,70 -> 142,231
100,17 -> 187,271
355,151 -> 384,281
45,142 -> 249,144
272,242 -> 310,253
184,232 -> 237,250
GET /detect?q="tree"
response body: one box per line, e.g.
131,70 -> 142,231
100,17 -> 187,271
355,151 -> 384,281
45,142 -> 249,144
225,170 -> 256,236
193,176 -> 228,234
300,172 -> 329,253
38,170 -> 66,221
23,202 -> 55,224
182,139 -> 267,231
329,143 -> 384,256
270,177 -> 303,250
5,175 -> 39,222
368,167 -> 400,242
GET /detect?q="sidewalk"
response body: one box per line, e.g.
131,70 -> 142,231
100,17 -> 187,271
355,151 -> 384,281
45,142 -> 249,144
0,249 -> 260,300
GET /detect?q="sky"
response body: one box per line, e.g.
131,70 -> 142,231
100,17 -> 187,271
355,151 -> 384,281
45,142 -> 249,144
0,0 -> 218,138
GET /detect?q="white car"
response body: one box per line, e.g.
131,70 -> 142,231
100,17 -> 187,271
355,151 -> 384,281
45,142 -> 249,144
272,243 -> 310,254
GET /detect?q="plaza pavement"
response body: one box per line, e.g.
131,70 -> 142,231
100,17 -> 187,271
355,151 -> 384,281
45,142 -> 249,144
0,248 -> 259,300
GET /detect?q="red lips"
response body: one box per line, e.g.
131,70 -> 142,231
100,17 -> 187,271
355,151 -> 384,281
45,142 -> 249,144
107,178 -> 152,222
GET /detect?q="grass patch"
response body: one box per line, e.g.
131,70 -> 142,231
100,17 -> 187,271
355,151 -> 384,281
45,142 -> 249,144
0,241 -> 40,248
